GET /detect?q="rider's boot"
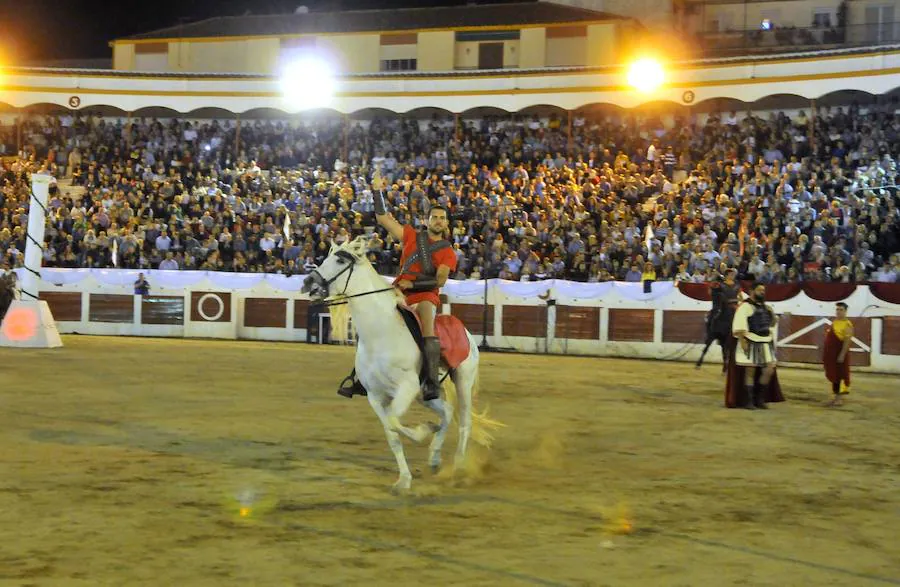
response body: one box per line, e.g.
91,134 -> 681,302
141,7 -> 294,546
337,369 -> 367,399
422,336 -> 442,402
742,383 -> 757,410
752,382 -> 769,409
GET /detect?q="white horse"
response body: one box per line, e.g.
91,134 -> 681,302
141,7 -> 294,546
301,236 -> 502,494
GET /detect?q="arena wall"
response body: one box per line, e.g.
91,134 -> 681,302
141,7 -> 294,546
3,46 -> 900,114
17,268 -> 900,374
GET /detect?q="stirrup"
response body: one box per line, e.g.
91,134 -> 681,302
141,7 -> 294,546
337,372 -> 366,398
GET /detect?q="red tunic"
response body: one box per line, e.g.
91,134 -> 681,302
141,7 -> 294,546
823,320 -> 852,387
395,225 -> 457,307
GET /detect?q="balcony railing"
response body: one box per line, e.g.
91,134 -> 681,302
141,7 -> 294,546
696,22 -> 900,56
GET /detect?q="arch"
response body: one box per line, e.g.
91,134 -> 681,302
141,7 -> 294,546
20,102 -> 70,115
348,107 -> 399,120
573,102 -> 626,117
883,85 -> 900,99
627,98 -> 685,112
514,104 -> 568,118
626,99 -> 691,118
401,106 -> 455,121
815,89 -> 877,106
236,107 -> 293,120
686,96 -> 748,114
285,107 -> 345,125
747,93 -> 810,112
79,104 -> 129,118
185,107 -> 239,120
296,107 -> 344,118
130,105 -> 183,118
459,106 -> 510,118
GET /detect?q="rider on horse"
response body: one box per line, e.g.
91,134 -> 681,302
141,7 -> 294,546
711,268 -> 743,326
696,267 -> 745,370
337,192 -> 456,402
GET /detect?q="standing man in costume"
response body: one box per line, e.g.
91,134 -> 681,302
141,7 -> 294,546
725,281 -> 785,409
823,302 -> 853,407
337,191 -> 456,401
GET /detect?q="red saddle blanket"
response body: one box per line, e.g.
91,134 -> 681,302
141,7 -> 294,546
398,304 -> 471,370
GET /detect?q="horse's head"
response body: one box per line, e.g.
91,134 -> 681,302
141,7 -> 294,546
301,236 -> 370,301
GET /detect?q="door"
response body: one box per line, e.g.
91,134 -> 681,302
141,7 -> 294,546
478,42 -> 504,69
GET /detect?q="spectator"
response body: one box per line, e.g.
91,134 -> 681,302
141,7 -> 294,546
134,272 -> 150,295
0,104 -> 897,285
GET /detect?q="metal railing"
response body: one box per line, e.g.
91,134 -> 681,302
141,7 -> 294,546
696,22 -> 900,56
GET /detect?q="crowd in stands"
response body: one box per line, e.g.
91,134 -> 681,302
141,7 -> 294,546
1,100 -> 899,285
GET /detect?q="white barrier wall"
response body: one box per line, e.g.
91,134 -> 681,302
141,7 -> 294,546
13,268 -> 900,374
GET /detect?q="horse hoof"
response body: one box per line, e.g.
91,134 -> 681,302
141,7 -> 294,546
391,480 -> 411,495
430,461 -> 442,475
409,423 -> 435,444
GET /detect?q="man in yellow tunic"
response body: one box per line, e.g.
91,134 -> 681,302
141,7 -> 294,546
823,302 -> 854,407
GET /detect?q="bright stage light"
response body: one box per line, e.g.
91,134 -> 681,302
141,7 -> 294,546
279,55 -> 337,111
626,58 -> 665,94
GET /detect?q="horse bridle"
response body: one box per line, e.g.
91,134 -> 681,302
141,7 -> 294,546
308,250 -> 396,307
310,250 -> 356,297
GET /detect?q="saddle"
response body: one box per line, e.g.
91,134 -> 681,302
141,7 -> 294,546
397,304 -> 471,372
337,304 -> 470,398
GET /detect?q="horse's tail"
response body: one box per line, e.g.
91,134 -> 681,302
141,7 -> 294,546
466,372 -> 506,448
441,344 -> 505,449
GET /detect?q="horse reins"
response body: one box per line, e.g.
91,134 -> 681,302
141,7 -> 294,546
316,286 -> 398,308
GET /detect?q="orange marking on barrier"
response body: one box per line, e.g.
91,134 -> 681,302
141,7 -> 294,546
1,307 -> 39,341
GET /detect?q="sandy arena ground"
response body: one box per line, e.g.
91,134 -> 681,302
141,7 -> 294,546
1,336 -> 898,586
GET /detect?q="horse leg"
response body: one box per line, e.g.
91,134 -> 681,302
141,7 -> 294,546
386,377 -> 434,445
720,338 -> 730,374
423,392 -> 451,474
367,393 -> 413,494
696,335 -> 714,369
450,357 -> 477,469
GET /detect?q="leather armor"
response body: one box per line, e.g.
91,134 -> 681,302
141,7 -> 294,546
747,302 -> 773,337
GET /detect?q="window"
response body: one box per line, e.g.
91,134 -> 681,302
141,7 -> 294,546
813,11 -> 833,28
865,5 -> 896,42
455,30 -> 520,42
134,42 -> 168,54
380,59 -> 417,72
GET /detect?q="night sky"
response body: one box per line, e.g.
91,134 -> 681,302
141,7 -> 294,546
0,0 -> 533,64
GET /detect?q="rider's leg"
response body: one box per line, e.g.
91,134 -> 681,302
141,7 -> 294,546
416,300 -> 442,401
416,300 -> 436,337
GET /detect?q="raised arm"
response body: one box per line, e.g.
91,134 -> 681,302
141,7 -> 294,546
373,190 -> 404,241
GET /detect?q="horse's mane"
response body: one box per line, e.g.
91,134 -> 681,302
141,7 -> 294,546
326,238 -> 404,344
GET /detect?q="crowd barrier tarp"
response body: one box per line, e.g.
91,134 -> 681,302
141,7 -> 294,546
12,268 -> 900,312
8,268 -> 900,373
